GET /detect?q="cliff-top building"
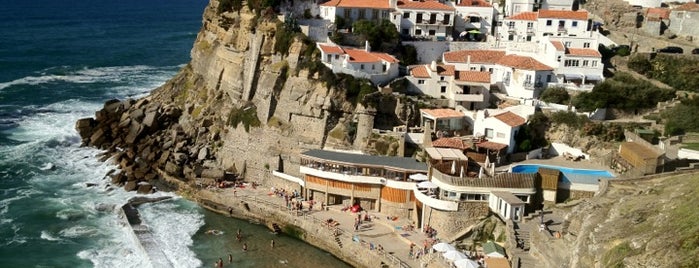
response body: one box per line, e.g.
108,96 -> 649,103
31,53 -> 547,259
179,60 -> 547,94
317,42 -> 400,85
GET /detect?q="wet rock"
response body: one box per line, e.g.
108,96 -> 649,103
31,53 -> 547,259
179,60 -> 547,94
136,183 -> 154,194
124,181 -> 138,191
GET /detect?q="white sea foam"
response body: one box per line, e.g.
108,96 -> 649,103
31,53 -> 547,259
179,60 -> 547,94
139,200 -> 204,268
40,230 -> 62,241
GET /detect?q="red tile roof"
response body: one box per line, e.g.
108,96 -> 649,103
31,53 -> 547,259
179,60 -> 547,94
566,48 -> 601,57
538,10 -> 589,20
397,0 -> 455,11
550,40 -> 565,51
493,111 -> 526,127
318,44 -> 344,54
456,71 -> 491,83
320,0 -> 391,9
476,141 -> 508,151
443,50 -> 506,64
435,64 -> 455,76
410,65 -> 430,78
496,55 -> 553,71
675,2 -> 699,11
456,0 -> 491,7
432,137 -> 471,150
344,48 -> 399,63
508,12 -> 537,21
420,108 -> 465,118
646,7 -> 670,19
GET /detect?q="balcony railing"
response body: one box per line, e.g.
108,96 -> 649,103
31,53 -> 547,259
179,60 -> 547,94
413,185 -> 459,211
523,82 -> 543,89
557,27 -> 567,33
452,93 -> 485,102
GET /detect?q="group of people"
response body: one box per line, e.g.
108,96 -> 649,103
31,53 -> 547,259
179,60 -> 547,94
212,228 -> 278,267
423,225 -> 437,238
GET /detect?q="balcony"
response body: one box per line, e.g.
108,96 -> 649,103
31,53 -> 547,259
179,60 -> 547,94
300,166 -> 385,185
523,82 -> 543,90
557,27 -> 567,33
453,92 -> 485,102
526,27 -> 534,33
413,185 -> 459,211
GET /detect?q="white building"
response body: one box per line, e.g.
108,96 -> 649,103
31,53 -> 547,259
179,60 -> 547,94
450,0 -> 498,37
494,54 -> 553,99
396,0 -> 456,40
317,42 -> 400,85
499,9 -> 591,43
503,0 -> 575,17
542,38 -> 604,89
407,62 -> 492,110
472,109 -> 527,154
319,0 -> 392,25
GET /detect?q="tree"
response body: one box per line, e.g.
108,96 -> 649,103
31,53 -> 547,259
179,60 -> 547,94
539,87 -> 570,104
352,19 -> 400,53
572,72 -> 675,112
627,54 -> 651,75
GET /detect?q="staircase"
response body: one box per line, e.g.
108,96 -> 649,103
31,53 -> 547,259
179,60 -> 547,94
334,235 -> 343,248
271,223 -> 282,234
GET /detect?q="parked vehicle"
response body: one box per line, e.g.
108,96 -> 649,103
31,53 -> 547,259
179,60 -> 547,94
691,48 -> 699,54
657,46 -> 683,54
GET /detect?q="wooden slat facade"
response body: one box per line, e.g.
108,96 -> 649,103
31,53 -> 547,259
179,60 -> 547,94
381,187 -> 411,203
305,175 -> 371,192
538,168 -> 560,191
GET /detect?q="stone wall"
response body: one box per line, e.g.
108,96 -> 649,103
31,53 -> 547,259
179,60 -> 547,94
380,199 -> 414,220
424,202 -> 489,240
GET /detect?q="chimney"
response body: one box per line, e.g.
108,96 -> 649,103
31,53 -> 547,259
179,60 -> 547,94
430,60 -> 437,71
365,40 -> 371,52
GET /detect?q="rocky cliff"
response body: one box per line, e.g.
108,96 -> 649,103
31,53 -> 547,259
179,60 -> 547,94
75,1 -> 405,189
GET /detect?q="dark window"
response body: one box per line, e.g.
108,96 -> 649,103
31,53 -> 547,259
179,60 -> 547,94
546,20 -> 552,26
429,14 -> 437,24
428,30 -> 436,36
403,12 -> 410,19
415,29 -> 422,35
416,13 -> 423,23
440,86 -> 447,93
443,14 -> 450,24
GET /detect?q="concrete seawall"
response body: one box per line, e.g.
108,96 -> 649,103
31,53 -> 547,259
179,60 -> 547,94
117,197 -> 174,268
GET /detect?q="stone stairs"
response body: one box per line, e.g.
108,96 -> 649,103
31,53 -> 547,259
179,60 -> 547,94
514,254 -> 537,268
334,235 -> 343,248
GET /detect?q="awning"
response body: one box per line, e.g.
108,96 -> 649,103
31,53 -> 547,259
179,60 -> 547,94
586,74 -> 603,80
563,73 -> 583,80
417,181 -> 438,189
409,173 -> 429,181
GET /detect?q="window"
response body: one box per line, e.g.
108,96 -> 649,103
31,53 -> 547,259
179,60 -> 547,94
358,9 -> 365,19
416,13 -> 423,23
527,22 -> 533,28
488,68 -> 493,73
564,41 -> 571,47
429,14 -> 437,24
372,10 -> 379,19
443,14 -> 450,24
496,132 -> 505,138
440,76 -> 445,81
418,80 -> 425,84
676,12 -> 684,18
470,67 -> 476,71
557,56 -> 561,62
344,9 -> 350,19
480,66 -> 486,72
326,55 -> 331,62
372,64 -> 375,70
360,64 -> 364,70
572,21 -> 578,27
382,63 -> 387,72
558,20 -> 565,27
507,21 -> 515,28
564,59 -> 580,67
591,61 -> 597,67
546,20 -> 552,26
470,16 -> 480,23
526,35 -> 532,41
508,34 -> 514,41
547,74 -> 552,82
335,55 -> 339,59
440,86 -> 447,93
402,28 -> 409,35
403,12 -> 410,19
583,42 -> 590,48
415,29 -> 422,35
583,60 -> 589,67
525,74 -> 532,82
428,30 -> 436,36
485,128 -> 494,138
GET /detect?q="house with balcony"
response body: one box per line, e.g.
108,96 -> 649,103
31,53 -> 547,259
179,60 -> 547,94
396,0 -> 456,40
317,42 -> 400,85
472,110 -> 527,154
530,36 -> 603,90
494,54 -> 553,99
503,0 -> 576,17
407,61 -> 492,110
443,49 -> 505,73
299,149 -> 427,217
498,9 -> 591,43
319,0 -> 392,26
420,108 -> 469,137
450,0 -> 498,39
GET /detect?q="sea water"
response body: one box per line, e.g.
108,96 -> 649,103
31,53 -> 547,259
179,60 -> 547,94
0,1 -> 349,267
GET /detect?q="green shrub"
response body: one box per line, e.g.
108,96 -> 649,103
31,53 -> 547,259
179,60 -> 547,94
351,19 -> 400,53
227,106 -> 261,132
549,111 -> 589,129
627,54 -> 651,75
572,72 -> 675,112
539,87 -> 570,104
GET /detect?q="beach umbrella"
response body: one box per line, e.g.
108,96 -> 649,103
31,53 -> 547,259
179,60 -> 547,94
459,31 -> 468,37
409,173 -> 429,181
443,250 -> 467,261
459,166 -> 465,178
432,242 -> 456,252
417,181 -> 438,189
454,258 -> 480,268
451,160 -> 456,174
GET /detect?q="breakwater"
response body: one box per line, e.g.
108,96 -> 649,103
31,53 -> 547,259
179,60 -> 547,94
117,197 -> 174,268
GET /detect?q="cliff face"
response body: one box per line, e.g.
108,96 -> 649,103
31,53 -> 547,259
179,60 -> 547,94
75,0 -> 367,189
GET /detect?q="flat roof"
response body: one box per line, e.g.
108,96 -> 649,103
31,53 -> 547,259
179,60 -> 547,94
425,147 -> 468,161
491,191 -> 526,205
301,149 -> 427,171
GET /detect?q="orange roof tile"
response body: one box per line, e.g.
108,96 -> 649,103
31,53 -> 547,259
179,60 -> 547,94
508,12 -> 537,21
397,0 -> 455,11
550,40 -> 565,51
443,50 -> 506,64
493,111 -> 526,127
420,108 -> 465,119
646,7 -> 670,19
344,48 -> 399,63
566,48 -> 601,57
318,44 -> 345,54
496,55 -> 552,71
432,137 -> 471,150
456,71 -> 491,83
435,64 -> 455,76
457,0 -> 491,7
410,65 -> 430,78
320,0 -> 391,9
538,10 -> 588,20
675,2 -> 699,11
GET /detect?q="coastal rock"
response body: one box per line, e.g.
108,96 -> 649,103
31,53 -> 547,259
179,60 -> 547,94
124,180 -> 138,191
197,147 -> 209,161
136,183 -> 154,194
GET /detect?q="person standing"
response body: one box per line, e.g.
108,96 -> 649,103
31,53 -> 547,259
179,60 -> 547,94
217,258 -> 224,268
228,254 -> 232,263
243,242 -> 248,252
271,239 -> 275,248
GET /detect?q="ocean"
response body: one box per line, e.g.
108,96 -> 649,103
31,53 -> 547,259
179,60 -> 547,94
0,0 -> 349,267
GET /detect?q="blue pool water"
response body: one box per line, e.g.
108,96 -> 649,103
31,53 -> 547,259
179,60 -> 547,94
511,164 -> 614,184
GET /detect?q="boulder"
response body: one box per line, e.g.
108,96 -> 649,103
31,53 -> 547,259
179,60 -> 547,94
89,128 -> 106,147
165,162 -> 183,176
142,109 -> 159,129
197,147 -> 209,160
129,108 -> 145,123
124,122 -> 144,144
102,99 -> 123,114
200,168 -> 224,179
124,181 -> 138,191
136,183 -> 154,194
75,118 -> 96,139
111,173 -> 127,185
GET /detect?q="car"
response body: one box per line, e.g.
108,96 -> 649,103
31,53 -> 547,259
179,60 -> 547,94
692,48 -> 699,54
657,46 -> 683,54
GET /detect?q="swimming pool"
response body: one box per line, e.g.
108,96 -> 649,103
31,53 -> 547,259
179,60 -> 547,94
511,164 -> 614,184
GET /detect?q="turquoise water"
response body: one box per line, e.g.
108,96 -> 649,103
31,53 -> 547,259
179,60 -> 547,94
511,164 -> 614,184
0,0 -> 349,267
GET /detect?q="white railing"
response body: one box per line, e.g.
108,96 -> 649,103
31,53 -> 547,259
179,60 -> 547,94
301,166 -> 386,185
452,93 -> 484,102
413,185 -> 459,211
272,170 -> 305,187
